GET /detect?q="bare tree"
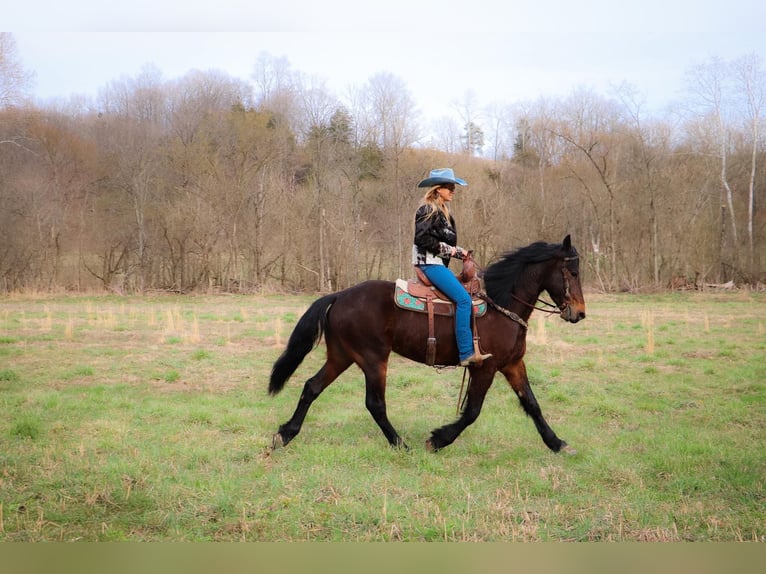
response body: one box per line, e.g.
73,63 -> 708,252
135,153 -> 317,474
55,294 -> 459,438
0,34 -> 36,161
685,57 -> 739,280
552,89 -> 625,289
483,102 -> 515,162
251,51 -> 298,123
429,114 -> 463,154
358,73 -> 419,278
512,97 -> 565,234
615,82 -> 674,287
452,90 -> 484,156
296,75 -> 341,291
0,33 -> 33,108
734,53 -> 765,279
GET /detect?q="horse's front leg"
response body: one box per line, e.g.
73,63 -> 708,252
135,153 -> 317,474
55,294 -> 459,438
426,368 -> 495,452
502,360 -> 575,454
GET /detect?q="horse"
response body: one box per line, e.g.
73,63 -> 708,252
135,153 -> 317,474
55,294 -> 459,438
268,235 -> 586,454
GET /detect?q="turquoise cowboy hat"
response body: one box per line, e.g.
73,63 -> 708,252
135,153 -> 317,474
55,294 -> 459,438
417,168 -> 467,188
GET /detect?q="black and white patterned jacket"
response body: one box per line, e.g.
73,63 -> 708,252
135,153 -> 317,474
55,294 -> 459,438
411,205 -> 465,268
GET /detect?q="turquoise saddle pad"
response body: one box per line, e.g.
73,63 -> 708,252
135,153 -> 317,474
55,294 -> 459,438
394,281 -> 487,317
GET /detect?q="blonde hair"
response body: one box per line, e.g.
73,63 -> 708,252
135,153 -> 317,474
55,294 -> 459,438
419,185 -> 451,221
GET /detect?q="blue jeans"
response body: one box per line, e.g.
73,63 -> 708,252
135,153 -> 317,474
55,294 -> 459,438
418,264 -> 474,362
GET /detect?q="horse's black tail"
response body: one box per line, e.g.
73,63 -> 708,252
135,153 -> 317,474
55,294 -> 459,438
268,293 -> 338,396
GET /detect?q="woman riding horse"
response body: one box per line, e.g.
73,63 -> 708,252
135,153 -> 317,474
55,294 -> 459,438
268,233 -> 586,454
412,168 -> 491,367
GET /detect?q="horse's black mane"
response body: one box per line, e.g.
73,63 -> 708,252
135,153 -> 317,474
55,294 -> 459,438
483,240 -> 575,308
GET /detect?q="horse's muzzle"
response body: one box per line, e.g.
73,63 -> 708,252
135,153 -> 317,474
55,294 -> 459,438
560,305 -> 586,323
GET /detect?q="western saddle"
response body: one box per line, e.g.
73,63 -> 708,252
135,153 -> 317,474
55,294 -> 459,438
394,253 -> 486,366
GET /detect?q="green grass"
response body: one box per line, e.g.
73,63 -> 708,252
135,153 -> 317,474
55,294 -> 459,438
0,291 -> 763,541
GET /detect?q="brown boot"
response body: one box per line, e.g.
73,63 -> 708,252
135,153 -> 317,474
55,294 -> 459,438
460,352 -> 492,367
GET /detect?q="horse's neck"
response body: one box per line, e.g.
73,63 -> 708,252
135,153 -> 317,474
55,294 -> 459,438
509,280 -> 545,321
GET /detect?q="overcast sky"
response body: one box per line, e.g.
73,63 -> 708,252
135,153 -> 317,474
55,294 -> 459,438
8,0 -> 766,125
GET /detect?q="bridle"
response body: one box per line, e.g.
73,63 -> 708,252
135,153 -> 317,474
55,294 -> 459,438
557,254 -> 579,312
478,254 -> 579,326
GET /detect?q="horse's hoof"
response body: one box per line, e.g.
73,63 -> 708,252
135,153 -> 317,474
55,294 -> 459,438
560,443 -> 577,456
271,432 -> 285,450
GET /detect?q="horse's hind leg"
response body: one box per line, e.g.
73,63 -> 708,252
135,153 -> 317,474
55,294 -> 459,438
502,361 -> 572,454
273,355 -> 351,448
362,361 -> 408,449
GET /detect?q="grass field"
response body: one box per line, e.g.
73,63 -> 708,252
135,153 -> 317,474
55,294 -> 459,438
0,290 -> 764,541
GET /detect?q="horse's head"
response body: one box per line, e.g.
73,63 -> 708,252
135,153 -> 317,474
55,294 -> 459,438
542,235 -> 586,323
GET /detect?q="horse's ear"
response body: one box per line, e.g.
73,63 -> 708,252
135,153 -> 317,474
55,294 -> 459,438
562,235 -> 571,251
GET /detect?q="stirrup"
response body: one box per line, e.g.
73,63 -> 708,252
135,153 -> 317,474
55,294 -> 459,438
460,352 -> 492,367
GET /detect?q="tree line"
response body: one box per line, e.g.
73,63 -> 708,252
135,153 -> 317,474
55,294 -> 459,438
1,34 -> 764,293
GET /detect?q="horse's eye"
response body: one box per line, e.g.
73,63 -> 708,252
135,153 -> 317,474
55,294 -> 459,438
570,270 -> 578,278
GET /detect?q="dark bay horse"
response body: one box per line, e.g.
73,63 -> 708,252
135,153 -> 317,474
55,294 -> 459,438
269,235 -> 586,453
